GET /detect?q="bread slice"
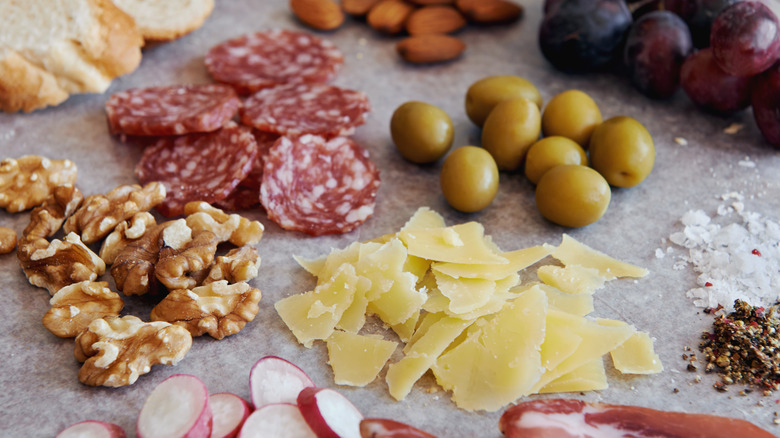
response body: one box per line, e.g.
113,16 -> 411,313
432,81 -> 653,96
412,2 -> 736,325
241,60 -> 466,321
0,0 -> 144,113
111,0 -> 215,41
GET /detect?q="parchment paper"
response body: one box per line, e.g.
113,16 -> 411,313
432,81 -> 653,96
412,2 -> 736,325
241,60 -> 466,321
2,1 -> 780,436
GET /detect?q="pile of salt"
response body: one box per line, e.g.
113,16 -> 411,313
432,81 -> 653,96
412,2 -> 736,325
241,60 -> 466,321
663,193 -> 780,310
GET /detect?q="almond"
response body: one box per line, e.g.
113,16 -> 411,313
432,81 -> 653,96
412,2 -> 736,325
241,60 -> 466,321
405,5 -> 467,35
341,0 -> 382,16
396,34 -> 465,63
367,0 -> 416,35
455,0 -> 523,24
407,0 -> 454,4
290,0 -> 345,31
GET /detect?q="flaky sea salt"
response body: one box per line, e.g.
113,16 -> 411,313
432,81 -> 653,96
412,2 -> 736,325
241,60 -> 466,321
668,197 -> 780,310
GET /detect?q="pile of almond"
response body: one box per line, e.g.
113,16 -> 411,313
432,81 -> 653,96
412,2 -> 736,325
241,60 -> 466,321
290,0 -> 524,64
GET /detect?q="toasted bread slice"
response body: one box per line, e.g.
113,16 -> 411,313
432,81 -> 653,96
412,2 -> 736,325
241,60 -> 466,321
0,0 -> 143,113
112,0 -> 215,41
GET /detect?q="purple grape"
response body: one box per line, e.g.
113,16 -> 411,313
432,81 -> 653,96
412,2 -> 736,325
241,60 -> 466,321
665,0 -> 740,48
752,62 -> 780,146
710,1 -> 780,77
539,0 -> 633,72
680,47 -> 755,114
624,11 -> 693,98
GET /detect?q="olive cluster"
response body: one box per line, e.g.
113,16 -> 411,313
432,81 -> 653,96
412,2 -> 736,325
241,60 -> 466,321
390,76 -> 655,227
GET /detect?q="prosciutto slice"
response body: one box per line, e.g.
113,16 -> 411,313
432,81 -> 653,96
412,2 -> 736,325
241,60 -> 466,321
499,399 -> 773,438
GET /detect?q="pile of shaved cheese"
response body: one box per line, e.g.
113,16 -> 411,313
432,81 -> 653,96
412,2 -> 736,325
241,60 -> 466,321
275,207 -> 662,412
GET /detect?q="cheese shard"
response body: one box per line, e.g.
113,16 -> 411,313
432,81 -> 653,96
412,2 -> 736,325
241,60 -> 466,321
293,254 -> 326,277
537,283 -> 595,316
431,245 -> 551,280
275,263 -> 359,348
536,264 -> 606,295
390,310 -> 420,343
434,271 -> 496,314
539,359 -> 608,393
540,306 -> 583,371
597,318 -> 663,374
386,316 -> 474,401
424,274 -> 520,320
432,288 -> 548,411
400,206 -> 446,231
326,331 -> 398,386
530,314 -> 636,394
549,234 -> 649,279
399,221 -> 509,265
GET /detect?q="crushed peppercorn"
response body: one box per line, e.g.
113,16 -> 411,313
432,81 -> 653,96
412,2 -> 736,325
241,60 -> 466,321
699,300 -> 780,392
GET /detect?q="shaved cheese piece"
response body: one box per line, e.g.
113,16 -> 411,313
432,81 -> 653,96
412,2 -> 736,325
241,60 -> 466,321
424,275 -> 520,320
390,310 -> 420,343
293,254 -> 326,277
399,222 -> 509,265
538,359 -> 608,394
434,271 -> 496,314
432,245 -> 551,280
540,306 -> 583,371
386,316 -> 474,401
275,263 -> 359,347
549,234 -> 649,279
530,316 -> 636,394
326,331 -> 398,386
597,319 -> 663,374
400,206 -> 446,231
432,288 -> 548,412
537,283 -> 595,316
537,264 -> 606,295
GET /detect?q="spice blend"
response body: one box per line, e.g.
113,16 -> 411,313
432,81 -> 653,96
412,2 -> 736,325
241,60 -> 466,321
699,300 -> 780,392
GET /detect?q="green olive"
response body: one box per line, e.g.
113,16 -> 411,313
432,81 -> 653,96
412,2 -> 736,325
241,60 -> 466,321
524,136 -> 588,185
541,90 -> 602,148
440,146 -> 499,213
535,165 -> 611,227
481,97 -> 541,172
465,75 -> 543,127
589,116 -> 655,188
391,101 -> 454,164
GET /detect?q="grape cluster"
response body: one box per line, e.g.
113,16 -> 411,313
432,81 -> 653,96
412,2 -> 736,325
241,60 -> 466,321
539,0 -> 780,147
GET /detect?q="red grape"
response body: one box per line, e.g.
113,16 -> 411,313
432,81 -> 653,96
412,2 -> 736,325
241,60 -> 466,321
680,47 -> 755,114
710,1 -> 780,77
665,0 -> 740,48
624,11 -> 693,98
752,62 -> 780,146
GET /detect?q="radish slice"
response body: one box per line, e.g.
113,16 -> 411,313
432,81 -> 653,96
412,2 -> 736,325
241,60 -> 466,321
210,393 -> 251,438
359,418 -> 438,438
249,356 -> 314,409
56,420 -> 126,438
297,387 -> 363,438
238,403 -> 316,438
137,374 -> 213,438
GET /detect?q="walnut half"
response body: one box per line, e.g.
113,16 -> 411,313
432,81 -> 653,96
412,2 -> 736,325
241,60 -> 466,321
202,246 -> 261,285
42,281 -> 124,338
150,280 -> 262,340
0,226 -> 17,254
0,155 -> 78,213
184,201 -> 264,246
19,232 -> 106,295
74,315 -> 192,387
64,182 -> 165,244
99,212 -> 157,265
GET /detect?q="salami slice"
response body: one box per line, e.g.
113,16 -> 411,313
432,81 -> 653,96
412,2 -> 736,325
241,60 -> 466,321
105,84 -> 240,136
205,29 -> 344,95
261,135 -> 380,236
135,121 -> 258,217
215,130 -> 278,211
240,83 -> 371,138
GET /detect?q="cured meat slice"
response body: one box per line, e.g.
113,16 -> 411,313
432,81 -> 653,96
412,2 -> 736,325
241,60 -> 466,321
499,399 -> 774,438
135,121 -> 258,217
241,83 -> 371,138
205,29 -> 344,95
105,84 -> 240,136
260,135 -> 380,236
215,130 -> 278,211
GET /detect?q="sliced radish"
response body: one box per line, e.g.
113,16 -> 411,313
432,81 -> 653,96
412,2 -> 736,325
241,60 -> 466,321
209,393 -> 251,438
137,374 -> 213,438
359,418 -> 438,438
56,420 -> 126,438
297,387 -> 363,438
238,403 -> 316,438
249,356 -> 314,409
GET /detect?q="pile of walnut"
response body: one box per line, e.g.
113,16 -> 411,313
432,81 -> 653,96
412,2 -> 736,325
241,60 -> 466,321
290,0 -> 523,64
1,155 -> 264,387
